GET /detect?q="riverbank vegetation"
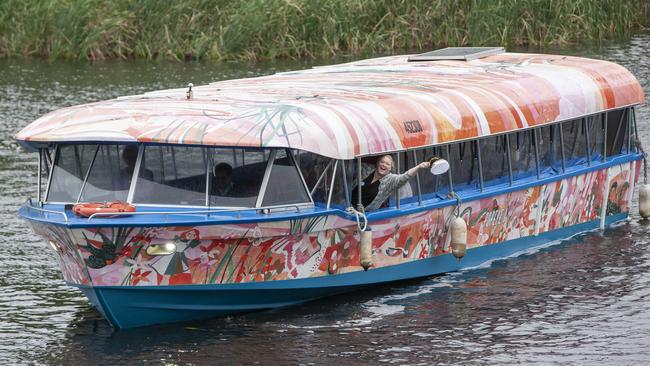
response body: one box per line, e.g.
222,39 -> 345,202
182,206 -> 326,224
1,0 -> 648,61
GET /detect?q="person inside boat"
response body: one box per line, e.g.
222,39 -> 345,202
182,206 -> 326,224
119,145 -> 153,188
212,162 -> 235,196
352,154 -> 430,211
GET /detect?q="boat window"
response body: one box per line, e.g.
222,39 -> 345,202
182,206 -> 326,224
480,135 -> 509,186
41,108 -> 637,208
351,158 -> 376,208
381,152 -> 415,207
296,151 -> 333,204
38,147 -> 54,201
537,125 -> 563,174
509,131 -> 536,180
628,108 -> 637,154
562,118 -> 588,165
606,108 -> 629,156
40,147 -> 54,179
261,150 -> 311,206
414,146 -> 449,201
587,114 -> 605,161
393,151 -> 420,205
330,160 -> 352,208
78,144 -> 135,202
47,145 -> 96,202
133,146 -> 208,206
208,147 -> 268,207
448,141 -> 479,192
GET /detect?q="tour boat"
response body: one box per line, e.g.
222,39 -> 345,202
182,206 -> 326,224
16,47 -> 647,329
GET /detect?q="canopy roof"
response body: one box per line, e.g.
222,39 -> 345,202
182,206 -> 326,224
16,52 -> 644,159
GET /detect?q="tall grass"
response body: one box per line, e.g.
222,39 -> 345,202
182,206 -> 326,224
0,0 -> 648,61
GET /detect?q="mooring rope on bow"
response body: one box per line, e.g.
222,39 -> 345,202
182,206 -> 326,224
449,191 -> 462,218
347,206 -> 368,232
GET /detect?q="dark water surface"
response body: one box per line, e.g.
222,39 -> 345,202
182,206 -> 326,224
1,36 -> 650,365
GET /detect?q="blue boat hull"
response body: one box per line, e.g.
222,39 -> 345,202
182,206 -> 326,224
74,213 -> 626,329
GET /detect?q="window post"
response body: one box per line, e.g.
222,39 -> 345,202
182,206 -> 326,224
433,147 -> 441,193
633,107 -> 640,153
255,149 -> 277,208
171,147 -> 179,180
533,129 -> 541,179
327,160 -> 339,209
73,145 -> 83,178
126,145 -> 143,204
158,146 -> 165,179
476,140 -> 484,191
626,108 -> 632,154
602,112 -> 608,162
204,148 -> 211,207
356,157 -> 362,209
611,109 -> 625,157
505,134 -> 513,185
43,145 -> 58,202
395,152 -> 400,209
37,148 -> 42,202
76,145 -> 100,203
411,150 -> 423,205
558,123 -> 566,172
445,145 -> 454,193
340,160 -> 350,208
584,117 -> 591,165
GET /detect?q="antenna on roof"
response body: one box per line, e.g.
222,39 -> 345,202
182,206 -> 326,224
186,83 -> 193,100
408,47 -> 504,62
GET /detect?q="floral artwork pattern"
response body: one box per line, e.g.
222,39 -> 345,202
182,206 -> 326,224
29,223 -> 92,285
16,54 -> 643,159
537,170 -> 606,233
31,164 -> 637,288
457,186 -> 541,248
605,161 -> 639,215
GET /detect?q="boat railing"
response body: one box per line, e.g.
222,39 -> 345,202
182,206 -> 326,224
23,199 -> 69,222
22,199 -> 312,222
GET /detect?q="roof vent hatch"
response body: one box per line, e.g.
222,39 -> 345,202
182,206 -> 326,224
408,47 -> 505,62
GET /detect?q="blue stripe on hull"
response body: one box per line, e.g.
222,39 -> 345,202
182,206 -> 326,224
74,213 -> 628,329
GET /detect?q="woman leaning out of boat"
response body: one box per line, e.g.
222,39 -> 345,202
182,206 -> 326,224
353,155 -> 431,211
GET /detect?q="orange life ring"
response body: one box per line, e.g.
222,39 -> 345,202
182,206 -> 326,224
72,201 -> 136,218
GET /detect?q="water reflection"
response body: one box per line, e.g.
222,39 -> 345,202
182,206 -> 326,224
1,33 -> 650,365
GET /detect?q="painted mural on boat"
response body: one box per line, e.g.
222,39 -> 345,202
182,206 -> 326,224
29,163 -> 636,288
605,160 -> 641,215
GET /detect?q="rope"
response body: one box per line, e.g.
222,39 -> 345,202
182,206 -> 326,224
449,191 -> 462,218
346,206 -> 368,232
441,191 -> 463,254
635,137 -> 648,184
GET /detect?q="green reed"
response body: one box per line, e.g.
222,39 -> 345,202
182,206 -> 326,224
0,0 -> 648,61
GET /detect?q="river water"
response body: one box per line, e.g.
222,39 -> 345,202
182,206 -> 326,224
1,35 -> 649,365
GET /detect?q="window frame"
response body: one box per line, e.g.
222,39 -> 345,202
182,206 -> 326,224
310,159 -> 334,198
38,106 -> 638,211
45,144 -> 100,205
43,144 -> 314,210
38,144 -> 59,203
353,105 -> 638,212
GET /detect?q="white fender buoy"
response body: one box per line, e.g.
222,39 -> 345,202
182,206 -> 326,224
360,228 -> 373,271
640,184 -> 650,220
450,216 -> 467,260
